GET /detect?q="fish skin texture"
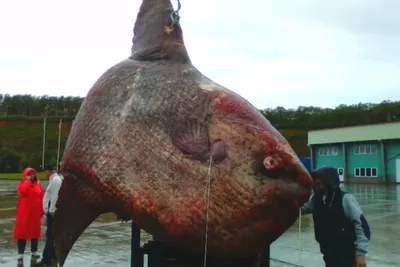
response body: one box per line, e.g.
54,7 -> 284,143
53,1 -> 313,266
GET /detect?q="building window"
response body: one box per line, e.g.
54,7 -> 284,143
354,167 -> 378,177
318,147 -> 339,156
354,144 -> 377,155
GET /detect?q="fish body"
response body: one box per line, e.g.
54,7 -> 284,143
53,1 -> 312,266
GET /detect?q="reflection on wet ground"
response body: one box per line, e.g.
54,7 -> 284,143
1,181 -> 399,267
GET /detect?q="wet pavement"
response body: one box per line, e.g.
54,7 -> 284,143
1,180 -> 399,267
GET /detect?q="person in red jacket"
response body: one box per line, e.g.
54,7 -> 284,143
12,167 -> 45,262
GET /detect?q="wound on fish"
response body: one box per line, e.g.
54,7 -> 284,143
171,119 -> 227,163
210,139 -> 227,163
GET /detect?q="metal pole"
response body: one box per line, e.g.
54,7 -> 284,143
56,119 -> 62,172
309,145 -> 314,170
41,117 -> 46,170
380,140 -> 387,184
342,143 -> 347,183
131,222 -> 141,267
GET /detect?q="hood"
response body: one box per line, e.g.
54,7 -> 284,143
310,166 -> 340,190
22,167 -> 39,181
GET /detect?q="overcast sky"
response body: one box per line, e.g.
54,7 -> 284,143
0,0 -> 399,109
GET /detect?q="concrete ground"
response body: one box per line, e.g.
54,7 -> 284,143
1,181 -> 399,267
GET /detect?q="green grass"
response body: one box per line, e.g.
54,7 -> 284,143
0,172 -> 45,180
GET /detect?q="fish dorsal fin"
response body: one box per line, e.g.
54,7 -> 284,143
130,0 -> 191,63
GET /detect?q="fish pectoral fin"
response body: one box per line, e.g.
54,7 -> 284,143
170,118 -> 210,161
170,119 -> 228,164
210,139 -> 228,163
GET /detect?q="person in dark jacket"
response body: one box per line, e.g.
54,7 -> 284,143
301,166 -> 370,267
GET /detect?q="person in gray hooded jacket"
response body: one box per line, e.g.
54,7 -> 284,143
301,166 -> 370,267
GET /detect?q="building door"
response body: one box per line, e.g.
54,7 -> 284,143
396,158 -> 400,183
338,168 -> 344,182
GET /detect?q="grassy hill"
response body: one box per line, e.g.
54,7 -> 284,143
0,117 -> 73,172
0,116 -> 309,173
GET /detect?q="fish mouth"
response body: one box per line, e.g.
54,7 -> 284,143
280,166 -> 312,205
256,162 -> 312,189
290,160 -> 313,190
252,148 -> 312,192
256,160 -> 312,204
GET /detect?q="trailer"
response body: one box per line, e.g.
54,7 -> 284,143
130,223 -> 271,267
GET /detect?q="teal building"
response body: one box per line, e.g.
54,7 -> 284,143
308,122 -> 400,184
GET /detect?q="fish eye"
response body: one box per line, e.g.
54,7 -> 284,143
252,151 -> 284,179
263,157 -> 276,169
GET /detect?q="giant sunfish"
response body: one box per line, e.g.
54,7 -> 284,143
53,0 -> 312,265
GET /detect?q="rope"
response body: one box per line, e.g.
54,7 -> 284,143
203,156 -> 213,267
165,0 -> 182,35
297,208 -> 302,267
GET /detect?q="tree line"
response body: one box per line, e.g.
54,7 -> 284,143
0,94 -> 82,117
1,94 -> 399,129
261,101 -> 400,129
1,94 -> 399,173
